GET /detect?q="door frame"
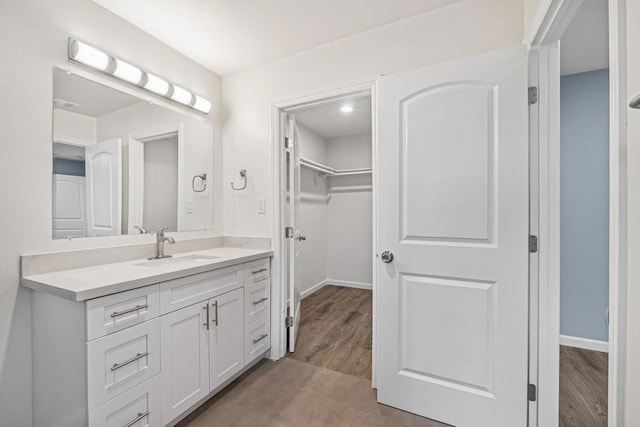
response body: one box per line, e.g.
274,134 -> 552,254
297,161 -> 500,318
128,123 -> 185,234
269,77 -> 378,384
526,0 -> 627,425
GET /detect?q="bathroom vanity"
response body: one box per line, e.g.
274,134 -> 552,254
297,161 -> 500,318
22,247 -> 272,427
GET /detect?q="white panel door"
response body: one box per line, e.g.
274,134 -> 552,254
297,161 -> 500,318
85,138 -> 122,236
52,174 -> 86,238
161,301 -> 209,424
287,114 -> 302,352
209,288 -> 244,391
376,47 -> 529,427
127,139 -> 144,234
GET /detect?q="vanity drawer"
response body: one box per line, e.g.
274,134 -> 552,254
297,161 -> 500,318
86,285 -> 160,341
245,316 -> 271,365
88,375 -> 161,427
159,265 -> 243,314
87,318 -> 161,410
243,258 -> 270,284
244,279 -> 270,325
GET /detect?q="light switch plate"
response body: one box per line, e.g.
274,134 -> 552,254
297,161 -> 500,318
257,197 -> 266,214
186,200 -> 193,214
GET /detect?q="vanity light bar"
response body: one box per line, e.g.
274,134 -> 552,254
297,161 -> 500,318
67,38 -> 212,114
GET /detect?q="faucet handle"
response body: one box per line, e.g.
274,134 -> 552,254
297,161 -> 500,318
157,227 -> 168,237
134,226 -> 147,234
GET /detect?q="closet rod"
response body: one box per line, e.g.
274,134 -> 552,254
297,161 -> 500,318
300,157 -> 372,176
300,157 -> 334,174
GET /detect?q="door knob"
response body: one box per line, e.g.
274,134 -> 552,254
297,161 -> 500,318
297,234 -> 306,241
381,251 -> 394,263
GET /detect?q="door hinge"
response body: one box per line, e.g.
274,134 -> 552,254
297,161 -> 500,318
528,384 -> 537,402
528,86 -> 538,105
529,235 -> 538,253
285,226 -> 294,238
285,316 -> 294,327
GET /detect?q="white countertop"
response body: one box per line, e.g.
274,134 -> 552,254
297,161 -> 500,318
21,247 -> 273,302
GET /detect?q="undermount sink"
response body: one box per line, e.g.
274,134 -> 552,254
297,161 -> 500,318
134,254 -> 220,267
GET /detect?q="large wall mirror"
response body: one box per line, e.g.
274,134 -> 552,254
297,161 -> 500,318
51,68 -> 214,239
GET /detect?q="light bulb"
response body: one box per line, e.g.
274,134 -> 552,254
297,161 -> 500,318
144,73 -> 170,95
68,39 -> 110,71
340,105 -> 354,113
170,84 -> 194,105
192,95 -> 212,114
113,59 -> 143,84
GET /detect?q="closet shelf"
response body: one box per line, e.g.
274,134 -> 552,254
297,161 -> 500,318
300,157 -> 372,177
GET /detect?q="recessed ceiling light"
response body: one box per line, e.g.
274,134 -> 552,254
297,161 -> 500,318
341,105 -> 354,113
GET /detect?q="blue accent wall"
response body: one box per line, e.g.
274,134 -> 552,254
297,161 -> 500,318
53,158 -> 85,177
560,69 -> 609,342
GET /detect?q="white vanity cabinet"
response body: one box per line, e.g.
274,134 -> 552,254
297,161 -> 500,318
160,286 -> 245,423
30,255 -> 271,427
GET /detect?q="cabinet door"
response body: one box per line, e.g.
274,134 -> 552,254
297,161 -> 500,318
161,302 -> 209,424
209,288 -> 245,391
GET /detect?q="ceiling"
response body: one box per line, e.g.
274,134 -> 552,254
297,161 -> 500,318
295,95 -> 371,140
560,0 -> 608,76
93,0 -> 461,76
53,69 -> 142,117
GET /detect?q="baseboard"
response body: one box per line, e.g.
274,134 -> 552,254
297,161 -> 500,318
326,279 -> 373,291
300,279 -> 373,299
560,335 -> 609,353
301,279 -> 328,299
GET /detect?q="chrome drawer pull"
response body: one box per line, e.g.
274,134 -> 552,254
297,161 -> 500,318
110,304 -> 148,318
253,334 -> 268,344
111,352 -> 149,371
252,297 -> 268,305
251,267 -> 267,275
203,304 -> 210,330
123,411 -> 149,427
212,301 -> 218,326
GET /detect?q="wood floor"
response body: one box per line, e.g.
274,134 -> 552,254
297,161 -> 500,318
178,357 -> 445,427
287,285 -> 372,380
560,345 -> 608,427
179,284 -> 608,426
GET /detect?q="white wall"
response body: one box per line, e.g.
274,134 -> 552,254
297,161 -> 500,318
0,1 -> 222,424
524,0 -> 552,42
626,0 -> 640,421
98,102 -> 215,233
326,134 -> 373,285
297,124 -> 328,294
53,109 -> 97,146
222,0 -> 524,238
143,137 -> 179,232
298,123 -> 328,164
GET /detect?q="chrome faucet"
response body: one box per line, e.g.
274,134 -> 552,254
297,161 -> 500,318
149,227 -> 176,260
134,226 -> 147,234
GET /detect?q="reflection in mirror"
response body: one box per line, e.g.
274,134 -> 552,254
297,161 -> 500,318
52,68 -> 213,239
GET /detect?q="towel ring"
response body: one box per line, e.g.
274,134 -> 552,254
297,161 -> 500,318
231,169 -> 247,191
192,173 -> 207,192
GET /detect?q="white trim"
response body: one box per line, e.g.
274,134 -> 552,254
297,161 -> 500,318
300,280 -> 328,299
128,123 -> 185,234
326,279 -> 373,291
270,78 -> 378,384
525,0 -> 583,46
560,335 -> 609,353
527,46 -> 541,427
529,1 -> 627,426
534,41 -> 562,427
607,1 -> 627,425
